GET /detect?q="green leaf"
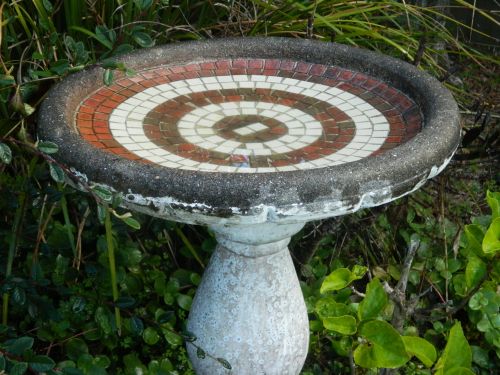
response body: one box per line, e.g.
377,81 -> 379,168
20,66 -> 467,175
435,322 -> 472,374
315,297 -> 350,319
464,224 -> 485,258
465,256 -> 487,289
196,347 -> 206,359
134,0 -> 153,10
129,316 -> 144,335
132,31 -> 154,48
320,268 -> 352,293
157,311 -> 175,324
354,320 -> 410,369
122,216 -> 141,230
163,330 -> 182,346
323,315 -> 357,335
0,142 -> 12,164
216,358 -> 232,370
92,185 -> 113,202
0,355 -> 5,370
49,163 -> 65,183
42,0 -> 53,13
143,327 -> 160,345
176,294 -> 192,311
445,367 -> 476,375
103,69 -> 114,86
402,336 -> 437,367
5,336 -> 34,355
9,362 -> 28,375
486,190 -> 500,220
29,355 -> 56,371
358,278 -> 387,320
95,306 -> 112,335
181,330 -> 197,342
115,296 -> 136,309
482,217 -> 500,255
95,25 -> 115,49
37,141 -> 59,154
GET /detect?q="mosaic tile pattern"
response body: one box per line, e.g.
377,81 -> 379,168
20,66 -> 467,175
75,59 -> 423,173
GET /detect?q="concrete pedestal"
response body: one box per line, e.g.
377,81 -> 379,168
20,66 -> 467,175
187,222 -> 309,374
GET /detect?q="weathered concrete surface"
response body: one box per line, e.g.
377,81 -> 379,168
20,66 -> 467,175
187,222 -> 308,375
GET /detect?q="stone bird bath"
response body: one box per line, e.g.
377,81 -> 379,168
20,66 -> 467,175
38,38 -> 460,374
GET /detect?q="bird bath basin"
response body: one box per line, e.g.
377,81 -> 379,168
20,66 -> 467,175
38,37 -> 460,374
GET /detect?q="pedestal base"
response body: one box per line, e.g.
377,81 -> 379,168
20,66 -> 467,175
187,222 -> 309,374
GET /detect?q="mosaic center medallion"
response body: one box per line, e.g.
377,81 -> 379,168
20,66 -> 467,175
75,59 -> 423,173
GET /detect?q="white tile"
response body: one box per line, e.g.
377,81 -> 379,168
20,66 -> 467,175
216,165 -> 239,173
355,122 -> 372,130
275,114 -> 293,122
160,161 -> 181,168
170,80 -> 188,88
132,107 -> 150,115
179,128 -> 196,136
253,148 -> 272,156
174,87 -> 192,95
370,116 -> 387,124
220,140 -> 241,148
185,135 -> 204,143
127,128 -> 145,135
257,167 -> 276,173
232,148 -> 252,155
246,143 -> 265,150
288,128 -> 306,135
134,92 -> 152,101
232,75 -> 248,82
109,122 -> 126,130
179,159 -> 199,166
306,127 -> 323,137
256,102 -> 273,110
113,136 -> 135,145
351,115 -> 369,123
280,135 -> 299,143
134,149 -> 155,157
254,82 -> 272,89
250,75 -> 266,82
371,130 -> 388,137
241,108 -> 258,115
264,140 -> 284,148
222,109 -> 240,116
217,76 -> 234,83
148,155 -> 166,163
299,135 -> 319,144
197,141 -> 217,149
205,113 -> 223,121
196,128 -> 215,135
297,80 -> 314,89
266,76 -> 283,83
219,82 -> 238,89
272,145 -> 293,153
286,121 -> 304,129
201,77 -> 218,84
206,135 -> 225,144
238,81 -> 255,89
276,165 -> 298,172
198,163 -> 218,170
271,83 -> 288,91
131,135 -> 150,142
125,98 -> 144,106
205,83 -> 222,91
352,135 -> 370,143
356,129 -> 372,136
260,110 -> 277,118
361,144 -> 381,151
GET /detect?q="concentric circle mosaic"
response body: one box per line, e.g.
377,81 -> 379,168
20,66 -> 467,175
75,59 -> 423,173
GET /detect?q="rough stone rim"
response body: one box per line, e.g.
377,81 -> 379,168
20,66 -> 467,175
37,37 -> 460,221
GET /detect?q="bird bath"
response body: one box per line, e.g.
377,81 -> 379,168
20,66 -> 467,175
38,38 -> 460,375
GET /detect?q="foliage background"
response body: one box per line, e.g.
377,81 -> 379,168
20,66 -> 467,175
0,0 -> 498,374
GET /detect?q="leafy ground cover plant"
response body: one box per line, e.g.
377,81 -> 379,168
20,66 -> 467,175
0,0 -> 498,374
